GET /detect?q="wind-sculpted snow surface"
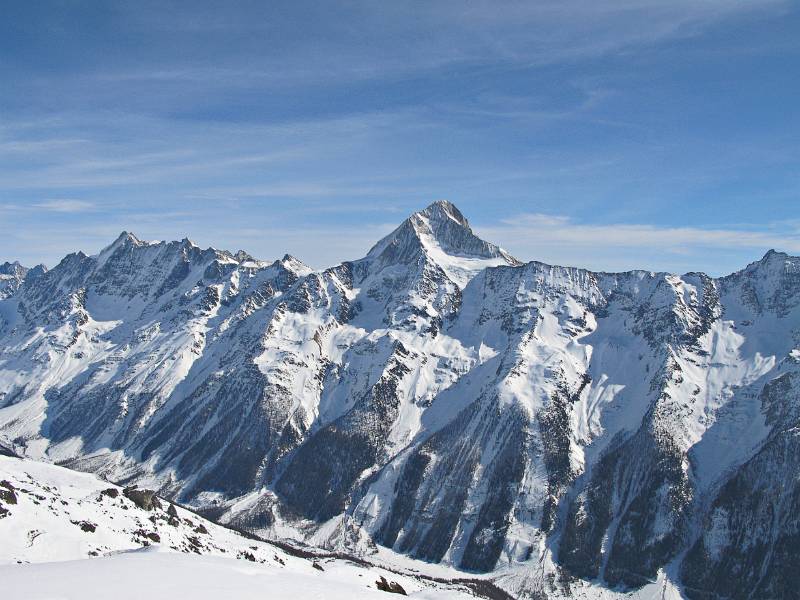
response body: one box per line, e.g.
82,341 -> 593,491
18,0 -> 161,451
1,201 -> 800,599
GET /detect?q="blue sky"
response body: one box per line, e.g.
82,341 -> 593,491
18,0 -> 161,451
1,1 -> 798,275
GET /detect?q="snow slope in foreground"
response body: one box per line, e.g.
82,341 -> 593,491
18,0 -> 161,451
1,550 -> 471,600
0,454 -> 474,599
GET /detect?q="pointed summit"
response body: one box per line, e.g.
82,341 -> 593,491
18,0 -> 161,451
738,249 -> 798,276
0,261 -> 26,278
279,253 -> 313,276
102,231 -> 143,254
365,201 -> 520,287
413,200 -> 517,263
25,264 -> 47,280
368,201 -> 518,262
93,231 -> 156,269
759,249 -> 790,263
0,261 -> 30,299
419,200 -> 470,229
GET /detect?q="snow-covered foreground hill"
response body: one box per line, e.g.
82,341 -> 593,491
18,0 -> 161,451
3,553 -> 454,600
0,452 -> 488,599
2,201 -> 799,598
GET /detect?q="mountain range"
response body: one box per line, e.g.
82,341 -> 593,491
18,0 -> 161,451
1,201 -> 799,599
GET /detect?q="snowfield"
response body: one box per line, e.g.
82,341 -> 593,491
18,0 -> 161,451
2,551 -> 464,600
0,453 -> 482,599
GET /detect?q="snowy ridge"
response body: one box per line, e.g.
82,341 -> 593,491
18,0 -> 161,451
2,202 -> 800,599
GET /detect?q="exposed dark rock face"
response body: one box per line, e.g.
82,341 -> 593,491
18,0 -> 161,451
100,487 -> 119,498
0,479 -> 17,505
681,369 -> 800,600
372,400 -> 528,572
123,487 -> 161,511
561,424 -> 689,587
460,410 -> 527,572
71,519 -> 97,532
682,429 -> 800,599
384,405 -> 483,565
376,576 -> 407,595
276,343 -> 412,521
538,385 -> 577,535
0,442 -> 19,457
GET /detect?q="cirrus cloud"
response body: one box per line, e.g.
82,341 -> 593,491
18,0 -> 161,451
34,199 -> 95,213
477,213 -> 800,275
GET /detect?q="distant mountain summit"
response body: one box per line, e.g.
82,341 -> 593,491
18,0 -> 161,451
0,260 -> 46,299
1,202 -> 799,599
363,200 -> 518,288
367,200 -> 518,264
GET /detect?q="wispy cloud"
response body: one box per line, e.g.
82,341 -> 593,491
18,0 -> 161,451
477,213 -> 800,275
34,199 -> 95,213
497,212 -> 800,251
110,1 -> 789,85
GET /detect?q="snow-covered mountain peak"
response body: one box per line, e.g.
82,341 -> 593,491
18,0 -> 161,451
364,201 -> 520,288
736,248 -> 784,271
278,253 -> 312,275
0,261 -> 26,277
99,232 -> 204,262
94,231 -> 150,267
737,248 -> 799,273
749,249 -> 800,290
718,248 -> 800,317
232,249 -> 254,262
179,236 -> 198,250
418,199 -> 470,229
108,231 -> 145,251
0,261 -> 34,299
412,200 -> 517,262
25,264 -> 47,280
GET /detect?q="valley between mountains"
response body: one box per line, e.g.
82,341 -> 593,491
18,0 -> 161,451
2,201 -> 799,599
